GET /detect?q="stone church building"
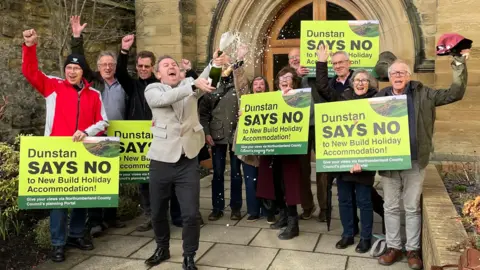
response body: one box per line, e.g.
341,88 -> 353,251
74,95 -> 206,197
135,0 -> 479,159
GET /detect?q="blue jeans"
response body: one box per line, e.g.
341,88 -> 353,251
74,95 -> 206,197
211,144 -> 242,211
50,208 -> 87,246
337,178 -> 373,240
241,162 -> 263,216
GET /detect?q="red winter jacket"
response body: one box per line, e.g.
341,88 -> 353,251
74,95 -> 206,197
22,44 -> 108,137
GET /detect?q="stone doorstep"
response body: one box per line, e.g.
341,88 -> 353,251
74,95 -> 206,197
422,165 -> 468,270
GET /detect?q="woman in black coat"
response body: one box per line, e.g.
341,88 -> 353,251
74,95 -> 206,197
315,45 -> 376,253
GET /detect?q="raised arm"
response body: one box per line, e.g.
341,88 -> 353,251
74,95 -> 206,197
315,45 -> 341,102
70,16 -> 97,83
427,54 -> 469,106
115,35 -> 135,97
182,59 -> 199,79
21,29 -> 57,98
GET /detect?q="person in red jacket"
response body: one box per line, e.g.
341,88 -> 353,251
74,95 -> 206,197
22,29 -> 109,263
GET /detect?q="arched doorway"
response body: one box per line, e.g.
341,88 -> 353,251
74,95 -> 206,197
263,0 -> 366,89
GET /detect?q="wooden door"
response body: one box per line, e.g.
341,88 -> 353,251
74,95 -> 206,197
263,0 -> 363,89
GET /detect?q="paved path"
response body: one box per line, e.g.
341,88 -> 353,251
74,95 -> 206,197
38,172 -> 411,270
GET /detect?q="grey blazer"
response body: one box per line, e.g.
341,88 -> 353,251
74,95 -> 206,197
145,66 -> 211,163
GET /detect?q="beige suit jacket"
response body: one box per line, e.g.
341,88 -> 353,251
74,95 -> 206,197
145,75 -> 207,163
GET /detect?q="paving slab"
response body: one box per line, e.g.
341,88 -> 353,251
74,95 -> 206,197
198,243 -> 278,270
35,253 -> 90,270
151,262 -> 227,270
249,229 -> 319,252
106,215 -> 145,235
269,249 -> 347,270
129,239 -> 214,263
236,215 -> 272,229
70,256 -> 148,270
346,257 -> 410,270
69,235 -> 152,257
199,224 -> 260,245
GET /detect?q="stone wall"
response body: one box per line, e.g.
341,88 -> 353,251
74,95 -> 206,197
0,0 -> 135,142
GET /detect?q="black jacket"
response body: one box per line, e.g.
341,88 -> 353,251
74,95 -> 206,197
116,52 -> 158,120
315,61 -> 377,185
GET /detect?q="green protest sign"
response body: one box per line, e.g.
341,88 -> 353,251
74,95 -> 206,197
315,95 -> 412,172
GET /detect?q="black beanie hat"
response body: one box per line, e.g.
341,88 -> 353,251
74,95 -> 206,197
64,53 -> 87,72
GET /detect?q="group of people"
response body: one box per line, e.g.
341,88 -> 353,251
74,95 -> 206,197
20,14 -> 470,270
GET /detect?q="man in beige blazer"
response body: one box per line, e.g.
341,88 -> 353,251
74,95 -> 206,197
143,55 -> 217,270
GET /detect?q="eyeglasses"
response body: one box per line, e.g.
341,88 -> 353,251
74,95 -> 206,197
98,63 -> 115,68
332,60 -> 349,66
288,55 -> 300,60
279,75 -> 293,81
354,79 -> 369,84
65,66 -> 82,72
137,64 -> 152,69
389,71 -> 409,77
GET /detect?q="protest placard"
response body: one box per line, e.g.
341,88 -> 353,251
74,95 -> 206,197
107,120 -> 151,183
18,136 -> 120,209
315,95 -> 411,172
235,89 -> 311,155
300,20 -> 380,77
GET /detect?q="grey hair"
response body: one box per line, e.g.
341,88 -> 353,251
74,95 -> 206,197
387,59 -> 411,79
96,51 -> 117,65
332,51 -> 350,60
349,69 -> 377,90
155,55 -> 178,72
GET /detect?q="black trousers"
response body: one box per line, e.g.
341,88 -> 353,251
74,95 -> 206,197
139,183 -> 151,216
149,156 -> 200,256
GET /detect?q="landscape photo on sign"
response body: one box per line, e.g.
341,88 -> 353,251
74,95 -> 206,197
282,88 -> 311,108
82,137 -> 120,158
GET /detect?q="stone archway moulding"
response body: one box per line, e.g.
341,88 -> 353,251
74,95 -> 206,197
208,0 -> 432,78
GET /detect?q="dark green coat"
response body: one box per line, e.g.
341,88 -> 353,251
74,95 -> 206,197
375,55 -> 468,172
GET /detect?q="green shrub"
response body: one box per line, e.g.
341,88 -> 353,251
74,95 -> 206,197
0,136 -> 21,240
33,217 -> 51,249
117,196 -> 141,221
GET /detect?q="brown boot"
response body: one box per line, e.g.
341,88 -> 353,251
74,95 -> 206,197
300,205 -> 316,220
378,248 -> 403,265
406,250 -> 423,269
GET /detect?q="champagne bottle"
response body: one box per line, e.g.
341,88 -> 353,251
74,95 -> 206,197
208,51 -> 225,88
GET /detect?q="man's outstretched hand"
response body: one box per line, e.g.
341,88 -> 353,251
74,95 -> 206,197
70,15 -> 87,38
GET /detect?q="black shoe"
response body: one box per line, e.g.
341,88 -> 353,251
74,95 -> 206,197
208,210 -> 224,221
278,216 -> 300,240
300,205 -> 316,220
247,215 -> 259,222
145,247 -> 171,266
355,239 -> 372,253
66,237 -> 94,250
230,210 -> 242,220
182,255 -> 198,270
317,209 -> 327,222
50,246 -> 65,262
270,209 -> 288,229
136,217 -> 152,232
266,215 -> 276,224
335,237 -> 354,249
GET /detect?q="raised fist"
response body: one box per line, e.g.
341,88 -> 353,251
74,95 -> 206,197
23,29 -> 38,47
121,34 -> 135,51
182,59 -> 192,71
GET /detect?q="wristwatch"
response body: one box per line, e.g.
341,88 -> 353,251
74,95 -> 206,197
191,82 -> 197,91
